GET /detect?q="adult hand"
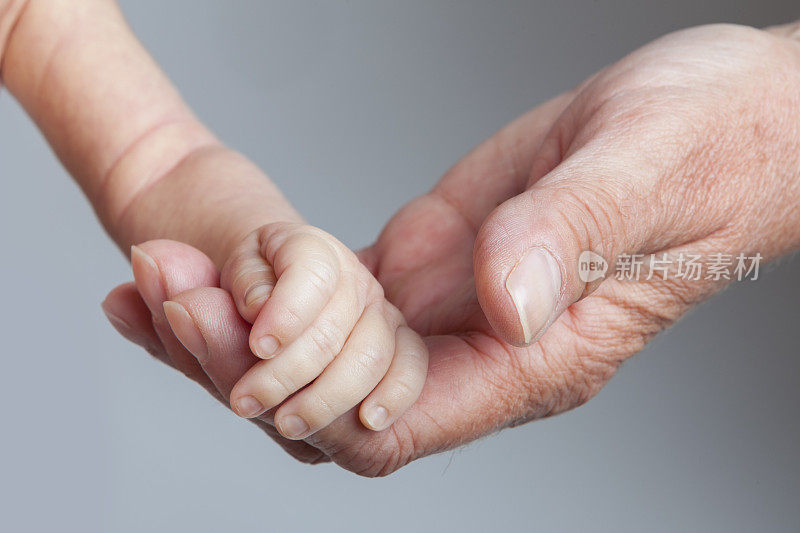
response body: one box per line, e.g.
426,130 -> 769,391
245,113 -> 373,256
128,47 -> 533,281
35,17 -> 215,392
104,23 -> 800,475
102,242 -> 329,465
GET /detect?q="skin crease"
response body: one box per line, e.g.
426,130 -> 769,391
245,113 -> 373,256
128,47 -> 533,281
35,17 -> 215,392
3,2 -> 800,476
214,221 -> 429,437
106,23 -> 800,476
2,0 -> 432,441
0,0 -> 426,455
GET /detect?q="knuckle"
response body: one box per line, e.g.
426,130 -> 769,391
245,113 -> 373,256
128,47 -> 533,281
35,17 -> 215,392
274,302 -> 305,335
257,222 -> 299,262
548,184 -> 631,260
363,269 -> 385,300
345,266 -> 382,311
305,389 -> 339,422
380,300 -> 403,326
301,257 -> 339,293
266,368 -> 299,402
378,298 -> 405,330
306,322 -> 344,357
383,374 -> 418,404
350,343 -> 392,379
258,221 -> 298,242
401,335 -> 430,370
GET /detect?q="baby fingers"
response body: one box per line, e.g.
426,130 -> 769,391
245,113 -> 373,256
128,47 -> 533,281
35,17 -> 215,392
272,301 -> 397,439
223,223 -> 349,360
359,325 -> 428,431
228,277 -> 363,418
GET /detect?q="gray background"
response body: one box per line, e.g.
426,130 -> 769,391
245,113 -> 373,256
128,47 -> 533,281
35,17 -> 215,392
1,1 -> 798,532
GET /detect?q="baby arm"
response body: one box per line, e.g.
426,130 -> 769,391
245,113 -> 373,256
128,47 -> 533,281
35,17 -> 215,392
197,222 -> 429,437
0,0 -> 299,265
1,1 -> 429,435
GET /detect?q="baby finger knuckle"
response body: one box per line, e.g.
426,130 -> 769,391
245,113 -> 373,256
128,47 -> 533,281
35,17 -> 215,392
351,344 -> 392,379
383,375 -> 418,403
267,369 -> 299,401
305,390 -> 339,422
301,258 -> 339,293
305,321 -> 344,357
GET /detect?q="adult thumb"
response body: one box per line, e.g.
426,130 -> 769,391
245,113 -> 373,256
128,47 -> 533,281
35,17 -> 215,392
473,148 -> 688,346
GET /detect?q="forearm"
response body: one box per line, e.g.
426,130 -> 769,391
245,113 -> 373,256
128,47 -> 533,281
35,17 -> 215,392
115,145 -> 303,266
0,0 -> 301,265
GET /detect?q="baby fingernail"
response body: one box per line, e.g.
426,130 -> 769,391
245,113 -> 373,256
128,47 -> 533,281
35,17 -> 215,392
255,334 -> 280,359
363,405 -> 389,430
234,395 -> 264,418
163,301 -> 209,364
279,415 -> 309,439
505,247 -> 562,344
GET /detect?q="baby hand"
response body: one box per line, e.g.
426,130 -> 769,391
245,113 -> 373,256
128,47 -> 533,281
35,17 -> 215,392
219,222 -> 428,439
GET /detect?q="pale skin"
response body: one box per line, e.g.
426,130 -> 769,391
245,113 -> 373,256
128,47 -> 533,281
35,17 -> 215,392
0,0 -> 429,441
3,1 -> 800,475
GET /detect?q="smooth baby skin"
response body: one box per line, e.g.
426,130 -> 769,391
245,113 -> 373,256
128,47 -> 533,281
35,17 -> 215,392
169,222 -> 429,438
1,0 -> 426,445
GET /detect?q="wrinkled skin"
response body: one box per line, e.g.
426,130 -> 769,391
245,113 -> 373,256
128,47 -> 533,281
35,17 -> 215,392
104,23 -> 800,476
